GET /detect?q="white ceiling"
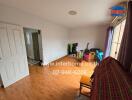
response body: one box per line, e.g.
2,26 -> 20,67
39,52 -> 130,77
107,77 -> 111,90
0,0 -> 125,28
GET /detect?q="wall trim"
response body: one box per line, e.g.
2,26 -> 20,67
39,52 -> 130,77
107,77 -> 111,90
42,55 -> 68,66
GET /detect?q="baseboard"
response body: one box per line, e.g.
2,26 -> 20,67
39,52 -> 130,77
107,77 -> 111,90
42,55 -> 68,66
3,72 -> 29,88
50,55 -> 68,63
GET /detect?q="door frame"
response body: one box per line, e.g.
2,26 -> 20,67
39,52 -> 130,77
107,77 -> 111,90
23,27 -> 43,65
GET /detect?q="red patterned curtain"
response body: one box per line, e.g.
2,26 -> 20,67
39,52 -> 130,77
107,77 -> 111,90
118,1 -> 132,72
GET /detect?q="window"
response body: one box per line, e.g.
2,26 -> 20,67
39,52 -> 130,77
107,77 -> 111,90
110,20 -> 126,59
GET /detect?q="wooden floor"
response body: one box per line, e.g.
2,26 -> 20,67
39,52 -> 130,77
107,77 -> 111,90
0,56 -> 96,100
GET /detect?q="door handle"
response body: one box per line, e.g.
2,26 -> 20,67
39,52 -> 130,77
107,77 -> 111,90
0,57 -> 1,60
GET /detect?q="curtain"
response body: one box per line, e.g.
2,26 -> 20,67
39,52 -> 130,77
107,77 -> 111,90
104,27 -> 114,58
118,1 -> 132,72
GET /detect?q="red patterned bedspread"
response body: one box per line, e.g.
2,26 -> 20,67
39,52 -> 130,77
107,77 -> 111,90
91,57 -> 132,100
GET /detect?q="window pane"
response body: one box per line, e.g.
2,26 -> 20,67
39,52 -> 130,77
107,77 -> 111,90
115,44 -> 121,59
110,43 -> 118,58
112,24 -> 121,43
118,20 -> 126,43
110,19 -> 126,59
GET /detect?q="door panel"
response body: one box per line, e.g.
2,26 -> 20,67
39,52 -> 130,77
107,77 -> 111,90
32,33 -> 40,61
0,63 -> 8,82
14,30 -> 23,55
0,23 -> 29,87
0,28 -> 11,58
7,28 -> 17,56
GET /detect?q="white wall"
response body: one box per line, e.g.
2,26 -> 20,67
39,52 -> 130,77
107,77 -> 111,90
43,23 -> 69,64
0,4 -> 69,65
69,26 -> 107,51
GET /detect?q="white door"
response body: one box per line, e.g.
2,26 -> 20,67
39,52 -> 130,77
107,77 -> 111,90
0,22 -> 29,87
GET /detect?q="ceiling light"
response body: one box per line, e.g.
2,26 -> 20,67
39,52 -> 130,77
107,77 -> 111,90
68,10 -> 77,15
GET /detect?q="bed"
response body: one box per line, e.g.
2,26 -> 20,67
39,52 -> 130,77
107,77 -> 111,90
91,57 -> 132,100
